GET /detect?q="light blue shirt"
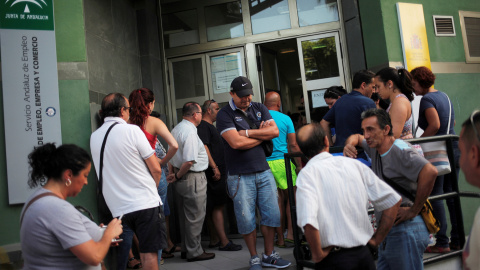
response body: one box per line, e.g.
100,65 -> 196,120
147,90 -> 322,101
267,110 -> 295,161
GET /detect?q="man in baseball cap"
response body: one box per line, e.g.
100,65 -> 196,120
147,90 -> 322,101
230,76 -> 254,97
216,76 -> 290,269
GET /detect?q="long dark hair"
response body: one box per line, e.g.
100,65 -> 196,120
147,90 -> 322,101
376,67 -> 414,101
129,88 -> 155,127
324,86 -> 347,100
28,143 -> 91,188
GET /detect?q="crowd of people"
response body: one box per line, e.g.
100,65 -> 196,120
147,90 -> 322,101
18,66 -> 479,270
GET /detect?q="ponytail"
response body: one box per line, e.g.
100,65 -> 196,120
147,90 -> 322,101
129,88 -> 155,127
28,143 -> 91,188
376,67 -> 414,101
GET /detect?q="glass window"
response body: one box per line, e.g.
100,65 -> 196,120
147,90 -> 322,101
205,1 -> 244,41
172,58 -> 205,100
162,9 -> 199,48
250,0 -> 291,35
296,0 -> 339,27
301,37 -> 339,81
210,52 -> 243,94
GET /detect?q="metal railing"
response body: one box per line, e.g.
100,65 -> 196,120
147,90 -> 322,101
285,134 -> 476,269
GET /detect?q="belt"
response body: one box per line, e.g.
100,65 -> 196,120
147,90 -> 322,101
173,167 -> 205,174
330,245 -> 364,253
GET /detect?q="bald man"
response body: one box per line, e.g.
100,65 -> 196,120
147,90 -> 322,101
295,123 -> 401,270
264,91 -> 302,248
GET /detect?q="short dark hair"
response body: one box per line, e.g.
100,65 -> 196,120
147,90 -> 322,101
182,102 -> 200,116
410,66 -> 436,89
202,100 -> 215,115
324,86 -> 347,99
28,143 -> 91,188
376,67 -> 414,101
352,70 -> 375,89
297,123 -> 327,159
462,110 -> 480,147
101,93 -> 127,120
361,108 -> 394,136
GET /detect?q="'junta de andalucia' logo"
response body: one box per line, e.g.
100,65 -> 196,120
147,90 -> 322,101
6,0 -> 48,14
1,0 -> 53,30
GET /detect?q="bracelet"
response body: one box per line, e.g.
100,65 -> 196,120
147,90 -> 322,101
175,172 -> 180,180
246,129 -> 249,137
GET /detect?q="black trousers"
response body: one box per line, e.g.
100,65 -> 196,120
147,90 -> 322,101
314,246 -> 375,270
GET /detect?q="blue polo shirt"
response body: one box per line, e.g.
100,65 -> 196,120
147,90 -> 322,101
323,90 -> 376,147
216,99 -> 273,175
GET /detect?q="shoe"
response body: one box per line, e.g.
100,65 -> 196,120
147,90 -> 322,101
208,241 -> 221,248
262,250 -> 291,268
181,252 -> 187,259
449,242 -> 462,251
219,241 -> 242,251
127,257 -> 142,269
425,245 -> 451,253
186,252 -> 215,262
249,255 -> 262,270
160,257 -> 164,265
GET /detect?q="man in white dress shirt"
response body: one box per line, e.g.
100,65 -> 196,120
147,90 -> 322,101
167,102 -> 215,262
295,123 -> 401,270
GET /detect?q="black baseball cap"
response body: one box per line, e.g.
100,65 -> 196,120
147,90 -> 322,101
230,76 -> 254,97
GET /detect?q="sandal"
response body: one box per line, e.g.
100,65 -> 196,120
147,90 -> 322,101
127,257 -> 142,269
162,244 -> 181,255
274,241 -> 286,248
218,240 -> 242,251
162,252 -> 174,259
425,245 -> 451,253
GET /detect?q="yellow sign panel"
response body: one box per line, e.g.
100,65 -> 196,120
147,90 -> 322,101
396,3 -> 431,70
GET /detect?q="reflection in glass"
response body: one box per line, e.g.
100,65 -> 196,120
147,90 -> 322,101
172,59 -> 205,99
162,10 -> 199,48
250,0 -> 291,35
297,0 -> 339,27
301,37 -> 339,81
205,1 -> 244,41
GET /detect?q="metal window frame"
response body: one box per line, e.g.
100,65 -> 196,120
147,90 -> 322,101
459,11 -> 480,64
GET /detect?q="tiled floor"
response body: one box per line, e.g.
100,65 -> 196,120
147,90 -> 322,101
160,238 -> 296,270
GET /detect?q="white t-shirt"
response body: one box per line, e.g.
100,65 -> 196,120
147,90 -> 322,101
296,152 -> 401,248
21,188 -> 102,270
464,207 -> 480,270
90,117 -> 161,217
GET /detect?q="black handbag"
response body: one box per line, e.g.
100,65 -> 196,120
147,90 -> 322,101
97,122 -> 118,224
236,110 -> 273,157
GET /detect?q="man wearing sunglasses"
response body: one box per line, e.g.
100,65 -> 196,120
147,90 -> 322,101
460,110 -> 480,270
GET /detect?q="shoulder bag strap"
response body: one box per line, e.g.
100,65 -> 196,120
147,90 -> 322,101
20,192 -> 62,225
99,122 -> 118,194
444,92 -> 452,135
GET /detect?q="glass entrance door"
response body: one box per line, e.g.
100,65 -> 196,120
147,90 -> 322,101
297,32 -> 345,123
168,48 -> 246,125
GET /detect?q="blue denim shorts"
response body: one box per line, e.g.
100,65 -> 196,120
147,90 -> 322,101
227,169 -> 280,234
158,170 -> 170,216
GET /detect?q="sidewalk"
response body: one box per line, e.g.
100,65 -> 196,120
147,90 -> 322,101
160,238 -> 296,270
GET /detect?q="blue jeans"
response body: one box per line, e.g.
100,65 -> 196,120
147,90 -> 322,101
443,146 -> 461,245
227,169 -> 280,234
377,216 -> 430,270
117,225 -> 134,270
158,170 -> 170,216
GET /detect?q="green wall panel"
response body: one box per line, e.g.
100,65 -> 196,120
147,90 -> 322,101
54,0 -> 86,62
361,0 -> 480,65
0,85 -> 24,245
359,0 -> 389,68
58,80 -> 97,216
435,73 -> 480,234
